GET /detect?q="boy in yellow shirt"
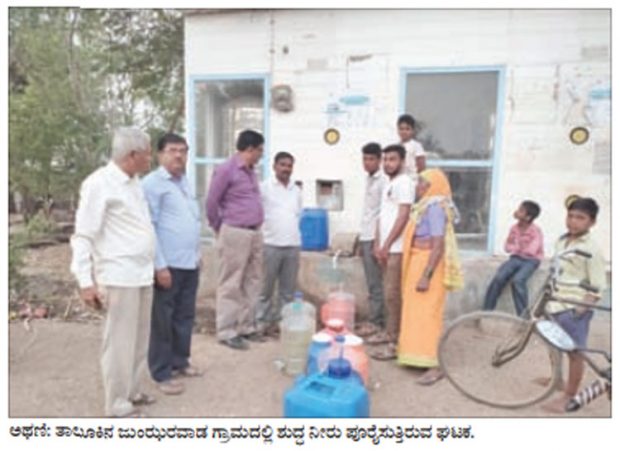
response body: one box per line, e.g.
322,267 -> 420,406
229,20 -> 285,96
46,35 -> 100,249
542,197 -> 607,413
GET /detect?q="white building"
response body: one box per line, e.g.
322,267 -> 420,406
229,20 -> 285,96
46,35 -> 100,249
185,9 -> 610,260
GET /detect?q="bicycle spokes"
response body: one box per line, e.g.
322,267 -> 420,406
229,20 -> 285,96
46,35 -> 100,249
439,312 -> 562,408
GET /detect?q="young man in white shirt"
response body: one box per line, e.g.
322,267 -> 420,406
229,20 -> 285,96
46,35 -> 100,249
70,127 -> 156,417
368,144 -> 415,360
256,152 -> 303,338
356,143 -> 387,338
398,113 -> 426,180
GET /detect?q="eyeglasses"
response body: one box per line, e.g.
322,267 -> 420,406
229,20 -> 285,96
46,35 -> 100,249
163,146 -> 188,154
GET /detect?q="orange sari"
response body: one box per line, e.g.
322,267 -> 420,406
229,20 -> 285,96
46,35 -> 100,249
397,169 -> 462,367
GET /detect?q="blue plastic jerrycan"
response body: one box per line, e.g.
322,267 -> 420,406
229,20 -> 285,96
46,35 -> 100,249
283,356 -> 369,418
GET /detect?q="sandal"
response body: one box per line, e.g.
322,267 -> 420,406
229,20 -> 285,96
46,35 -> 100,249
366,330 -> 392,345
355,322 -> 381,338
172,365 -> 204,378
369,343 -> 397,361
131,393 -> 156,406
264,324 -> 281,339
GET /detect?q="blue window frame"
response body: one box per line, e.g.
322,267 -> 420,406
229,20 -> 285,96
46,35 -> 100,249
187,73 -> 270,238
400,66 -> 506,253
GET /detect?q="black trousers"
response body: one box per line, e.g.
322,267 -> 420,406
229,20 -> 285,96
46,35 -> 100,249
148,267 -> 200,382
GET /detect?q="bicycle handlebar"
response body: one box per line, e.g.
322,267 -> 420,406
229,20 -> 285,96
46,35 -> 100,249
547,296 -> 610,312
553,279 -> 600,294
555,247 -> 592,260
546,248 -> 602,298
579,280 -> 599,293
572,249 -> 592,259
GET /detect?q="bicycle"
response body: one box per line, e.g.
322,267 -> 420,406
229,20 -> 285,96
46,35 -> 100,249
438,248 -> 611,410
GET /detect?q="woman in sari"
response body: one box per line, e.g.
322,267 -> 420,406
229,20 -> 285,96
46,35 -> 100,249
398,168 -> 463,385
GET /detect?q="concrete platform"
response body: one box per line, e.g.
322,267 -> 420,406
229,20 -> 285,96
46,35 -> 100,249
197,245 -> 611,325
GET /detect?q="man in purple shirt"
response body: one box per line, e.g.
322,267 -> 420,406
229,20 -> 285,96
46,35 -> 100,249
206,130 -> 266,350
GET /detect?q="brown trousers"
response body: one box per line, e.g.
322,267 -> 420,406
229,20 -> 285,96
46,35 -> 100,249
216,224 -> 263,341
383,253 -> 403,340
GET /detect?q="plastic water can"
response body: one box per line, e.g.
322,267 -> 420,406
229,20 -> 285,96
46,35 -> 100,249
320,290 -> 356,332
300,208 -> 329,251
305,334 -> 369,387
281,292 -> 316,376
305,332 -> 332,375
284,354 -> 369,417
343,334 -> 369,386
319,318 -> 348,337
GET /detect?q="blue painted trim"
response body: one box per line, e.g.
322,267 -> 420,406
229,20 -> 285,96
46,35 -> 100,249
400,65 -> 506,254
487,66 -> 507,255
194,157 -> 227,165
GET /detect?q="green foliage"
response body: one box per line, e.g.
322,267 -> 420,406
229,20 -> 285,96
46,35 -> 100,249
25,211 -> 58,239
9,233 -> 27,296
9,8 -> 185,216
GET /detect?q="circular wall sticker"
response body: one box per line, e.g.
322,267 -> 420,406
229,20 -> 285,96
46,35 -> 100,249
324,128 -> 340,145
569,126 -> 590,145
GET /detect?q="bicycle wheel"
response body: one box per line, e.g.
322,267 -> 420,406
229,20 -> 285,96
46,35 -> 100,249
439,311 -> 561,408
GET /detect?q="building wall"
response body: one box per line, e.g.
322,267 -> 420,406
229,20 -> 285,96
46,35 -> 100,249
185,9 -> 611,260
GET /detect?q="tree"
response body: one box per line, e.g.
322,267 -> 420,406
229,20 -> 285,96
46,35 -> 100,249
98,9 -> 185,132
8,8 -> 185,220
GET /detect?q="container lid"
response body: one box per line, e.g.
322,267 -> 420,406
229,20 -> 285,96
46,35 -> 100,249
312,332 -> 333,343
344,334 -> 363,347
327,357 -> 352,379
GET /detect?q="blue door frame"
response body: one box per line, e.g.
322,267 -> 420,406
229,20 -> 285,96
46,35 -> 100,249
186,73 -> 271,191
399,65 -> 506,254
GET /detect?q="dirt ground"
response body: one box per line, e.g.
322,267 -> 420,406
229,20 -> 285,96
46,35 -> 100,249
8,244 -> 611,418
8,318 -> 611,418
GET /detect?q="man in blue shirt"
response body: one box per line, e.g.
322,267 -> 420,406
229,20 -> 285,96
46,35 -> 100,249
142,133 -> 203,396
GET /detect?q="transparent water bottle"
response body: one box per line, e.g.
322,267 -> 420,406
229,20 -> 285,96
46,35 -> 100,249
343,334 -> 369,386
281,291 -> 316,376
326,335 -> 351,378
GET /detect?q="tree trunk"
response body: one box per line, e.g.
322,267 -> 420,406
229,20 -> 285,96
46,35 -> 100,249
168,97 -> 185,132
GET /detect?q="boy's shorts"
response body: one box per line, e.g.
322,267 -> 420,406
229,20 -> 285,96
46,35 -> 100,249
551,309 -> 594,349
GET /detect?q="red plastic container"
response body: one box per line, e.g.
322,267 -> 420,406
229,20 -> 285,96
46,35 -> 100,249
320,290 -> 356,332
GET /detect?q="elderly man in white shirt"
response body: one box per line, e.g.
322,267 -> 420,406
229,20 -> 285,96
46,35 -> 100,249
70,127 -> 156,417
256,152 -> 302,338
